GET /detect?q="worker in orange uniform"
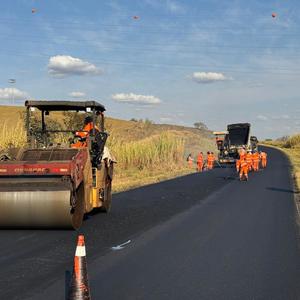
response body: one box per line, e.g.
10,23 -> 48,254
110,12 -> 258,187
207,152 -> 215,170
260,151 -> 268,168
238,147 -> 246,159
187,153 -> 194,169
211,152 -> 216,168
72,116 -> 99,148
252,151 -> 260,171
246,150 -> 253,172
237,156 -> 249,181
196,152 -> 204,172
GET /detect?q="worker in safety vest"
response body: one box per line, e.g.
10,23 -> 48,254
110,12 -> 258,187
238,147 -> 246,159
196,152 -> 204,172
207,152 -> 215,170
237,156 -> 249,181
260,151 -> 268,168
72,116 -> 99,148
252,151 -> 260,171
246,150 -> 253,172
187,153 -> 194,169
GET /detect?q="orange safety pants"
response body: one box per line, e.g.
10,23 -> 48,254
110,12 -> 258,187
197,162 -> 203,172
253,161 -> 259,171
207,161 -> 213,170
239,166 -> 248,180
246,161 -> 252,171
261,159 -> 267,168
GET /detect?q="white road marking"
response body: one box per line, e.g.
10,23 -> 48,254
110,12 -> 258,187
111,240 -> 131,251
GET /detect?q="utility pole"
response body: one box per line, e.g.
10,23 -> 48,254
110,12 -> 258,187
9,78 -> 16,106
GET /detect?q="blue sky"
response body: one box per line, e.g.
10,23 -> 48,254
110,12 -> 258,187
0,0 -> 299,139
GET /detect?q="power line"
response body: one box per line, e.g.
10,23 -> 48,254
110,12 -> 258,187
1,33 -> 300,51
0,50 -> 299,75
0,19 -> 299,37
1,43 -> 300,60
0,14 -> 299,34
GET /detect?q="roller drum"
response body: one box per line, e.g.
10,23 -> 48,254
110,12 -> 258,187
0,180 -> 83,229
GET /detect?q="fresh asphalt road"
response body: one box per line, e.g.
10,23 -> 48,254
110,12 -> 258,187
0,146 -> 300,299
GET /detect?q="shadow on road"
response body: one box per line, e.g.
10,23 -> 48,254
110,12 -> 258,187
65,270 -> 71,300
216,176 -> 237,180
266,187 -> 299,194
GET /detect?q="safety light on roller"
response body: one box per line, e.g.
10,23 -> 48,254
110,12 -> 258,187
52,168 -> 69,173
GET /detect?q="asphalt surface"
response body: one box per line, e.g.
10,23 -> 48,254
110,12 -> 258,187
0,146 -> 300,299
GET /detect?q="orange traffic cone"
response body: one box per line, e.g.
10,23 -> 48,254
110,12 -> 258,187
67,235 -> 91,300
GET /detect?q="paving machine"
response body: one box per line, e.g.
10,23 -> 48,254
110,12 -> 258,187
214,123 -> 251,164
0,100 -> 114,229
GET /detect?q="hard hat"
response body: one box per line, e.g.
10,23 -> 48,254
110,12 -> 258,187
84,115 -> 93,125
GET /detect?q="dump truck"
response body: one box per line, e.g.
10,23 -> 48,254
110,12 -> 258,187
0,100 -> 114,229
214,123 -> 251,164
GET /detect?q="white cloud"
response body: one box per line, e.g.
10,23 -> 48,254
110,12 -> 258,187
69,91 -> 86,98
271,114 -> 291,120
0,88 -> 29,101
281,114 -> 291,120
112,93 -> 161,105
256,115 -> 268,121
145,0 -> 185,13
160,117 -> 172,123
191,72 -> 229,83
48,55 -> 102,77
166,0 -> 185,13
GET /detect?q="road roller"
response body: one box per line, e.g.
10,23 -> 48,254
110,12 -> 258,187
0,100 -> 114,229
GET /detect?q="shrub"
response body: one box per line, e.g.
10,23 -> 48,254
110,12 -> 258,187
283,134 -> 300,148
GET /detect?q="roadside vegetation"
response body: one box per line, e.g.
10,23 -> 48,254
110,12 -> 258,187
264,134 -> 300,189
1,120 -> 26,148
0,105 -> 215,192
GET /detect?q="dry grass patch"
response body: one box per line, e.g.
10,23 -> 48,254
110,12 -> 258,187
0,105 -> 215,192
0,121 -> 26,149
264,135 -> 300,189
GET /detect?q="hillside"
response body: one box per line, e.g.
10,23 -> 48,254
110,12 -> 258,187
0,105 -> 215,156
0,105 -> 216,191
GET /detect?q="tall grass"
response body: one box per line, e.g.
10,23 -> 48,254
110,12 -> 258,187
0,121 -> 26,149
0,121 -> 185,171
107,132 -> 185,170
283,134 -> 300,148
